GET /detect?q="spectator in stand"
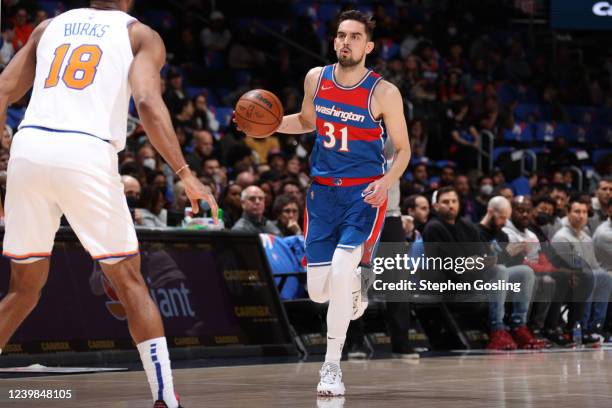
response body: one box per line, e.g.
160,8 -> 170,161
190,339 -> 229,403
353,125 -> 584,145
267,151 -> 286,175
220,183 -> 243,229
163,69 -> 186,116
0,26 -> 16,68
202,157 -> 226,195
474,175 -> 494,222
245,134 -> 281,165
439,165 -> 455,187
138,185 -> 168,228
33,9 -> 48,27
201,11 -> 231,54
1,125 -> 13,154
12,8 -> 33,51
173,98 -> 196,137
235,171 -> 256,189
494,185 -> 514,202
258,180 -> 276,219
593,199 -> 612,273
454,174 -> 476,221
173,27 -> 202,66
193,94 -> 219,133
445,101 -> 480,169
528,195 -> 593,346
416,42 -> 440,101
477,196 -> 541,349
280,179 -> 304,205
439,68 -> 466,104
406,162 -> 429,195
286,155 -> 310,189
228,30 -> 266,70
231,186 -> 280,235
552,197 -> 612,345
590,177 -> 612,233
408,118 -> 428,158
185,130 -> 215,171
402,194 -> 430,242
503,196 -> 556,346
272,194 -> 302,237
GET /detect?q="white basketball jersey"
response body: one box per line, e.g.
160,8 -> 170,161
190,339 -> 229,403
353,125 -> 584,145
20,8 -> 136,151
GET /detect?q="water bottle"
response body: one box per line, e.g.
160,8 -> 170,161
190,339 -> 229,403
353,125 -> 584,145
572,322 -> 582,347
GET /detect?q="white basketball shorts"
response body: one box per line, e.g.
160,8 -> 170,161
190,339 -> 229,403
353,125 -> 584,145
2,127 -> 138,263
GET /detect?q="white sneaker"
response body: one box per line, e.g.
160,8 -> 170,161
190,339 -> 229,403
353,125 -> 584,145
351,265 -> 373,320
317,362 -> 345,396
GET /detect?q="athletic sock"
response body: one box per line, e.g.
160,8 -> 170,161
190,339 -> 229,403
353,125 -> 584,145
136,337 -> 178,408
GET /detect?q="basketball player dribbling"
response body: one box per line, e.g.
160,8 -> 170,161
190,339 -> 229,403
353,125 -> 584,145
0,1 -> 217,407
240,10 -> 411,396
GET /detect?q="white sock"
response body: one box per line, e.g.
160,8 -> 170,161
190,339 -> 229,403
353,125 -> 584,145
137,337 -> 178,407
325,246 -> 363,366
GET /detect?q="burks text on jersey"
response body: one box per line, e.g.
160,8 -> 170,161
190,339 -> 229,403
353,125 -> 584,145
315,104 -> 365,123
64,22 -> 109,38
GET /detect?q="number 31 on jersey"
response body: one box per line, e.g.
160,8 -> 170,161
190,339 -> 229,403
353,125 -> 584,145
45,44 -> 102,90
322,122 -> 349,152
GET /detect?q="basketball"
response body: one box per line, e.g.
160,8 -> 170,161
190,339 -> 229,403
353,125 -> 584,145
234,89 -> 283,138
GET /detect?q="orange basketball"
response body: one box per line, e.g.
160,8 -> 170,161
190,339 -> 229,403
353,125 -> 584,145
234,89 -> 283,138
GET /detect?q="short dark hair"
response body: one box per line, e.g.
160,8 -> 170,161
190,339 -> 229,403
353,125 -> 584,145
435,186 -> 458,202
404,194 -> 427,211
273,193 -> 300,217
598,176 -> 612,188
567,195 -> 589,211
337,10 -> 376,40
532,195 -> 556,208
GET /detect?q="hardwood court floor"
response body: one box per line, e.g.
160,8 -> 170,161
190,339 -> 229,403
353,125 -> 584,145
1,349 -> 611,407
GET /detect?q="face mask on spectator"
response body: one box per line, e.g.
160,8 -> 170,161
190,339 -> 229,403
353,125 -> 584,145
126,195 -> 140,208
143,158 -> 156,170
535,212 -> 552,226
480,185 -> 493,196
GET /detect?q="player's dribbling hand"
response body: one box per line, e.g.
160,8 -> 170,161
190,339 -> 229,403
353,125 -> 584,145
181,173 -> 219,224
362,178 -> 391,208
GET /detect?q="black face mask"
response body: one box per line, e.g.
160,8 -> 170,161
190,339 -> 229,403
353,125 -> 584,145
535,212 -> 553,226
126,195 -> 140,209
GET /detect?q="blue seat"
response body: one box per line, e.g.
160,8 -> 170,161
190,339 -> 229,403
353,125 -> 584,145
211,107 -> 234,130
492,146 -> 515,162
510,176 -> 531,196
514,103 -> 541,122
592,149 -> 612,165
535,122 -> 555,143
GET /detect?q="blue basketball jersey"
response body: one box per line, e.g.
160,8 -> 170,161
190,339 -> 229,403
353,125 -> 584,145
311,64 -> 387,178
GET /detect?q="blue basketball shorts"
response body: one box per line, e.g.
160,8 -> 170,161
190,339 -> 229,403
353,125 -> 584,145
303,180 -> 387,268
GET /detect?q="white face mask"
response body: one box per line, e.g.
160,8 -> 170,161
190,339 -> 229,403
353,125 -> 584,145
480,184 -> 494,196
143,158 -> 156,170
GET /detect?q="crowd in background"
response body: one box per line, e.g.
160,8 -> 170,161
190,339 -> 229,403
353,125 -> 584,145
1,0 -> 611,350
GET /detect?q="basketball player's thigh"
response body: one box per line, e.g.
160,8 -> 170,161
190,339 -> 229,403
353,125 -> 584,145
338,186 -> 386,263
2,158 -> 62,261
51,168 -> 138,262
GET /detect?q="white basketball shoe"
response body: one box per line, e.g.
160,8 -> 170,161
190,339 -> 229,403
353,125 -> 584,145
317,362 -> 345,396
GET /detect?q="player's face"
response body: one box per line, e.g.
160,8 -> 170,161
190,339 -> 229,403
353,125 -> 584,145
335,20 -> 374,68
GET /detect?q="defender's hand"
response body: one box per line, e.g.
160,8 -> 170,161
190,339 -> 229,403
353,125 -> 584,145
181,173 -> 219,223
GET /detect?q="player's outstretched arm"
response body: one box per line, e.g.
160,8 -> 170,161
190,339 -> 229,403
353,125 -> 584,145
128,23 -> 217,220
276,67 -> 321,134
362,81 -> 411,207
